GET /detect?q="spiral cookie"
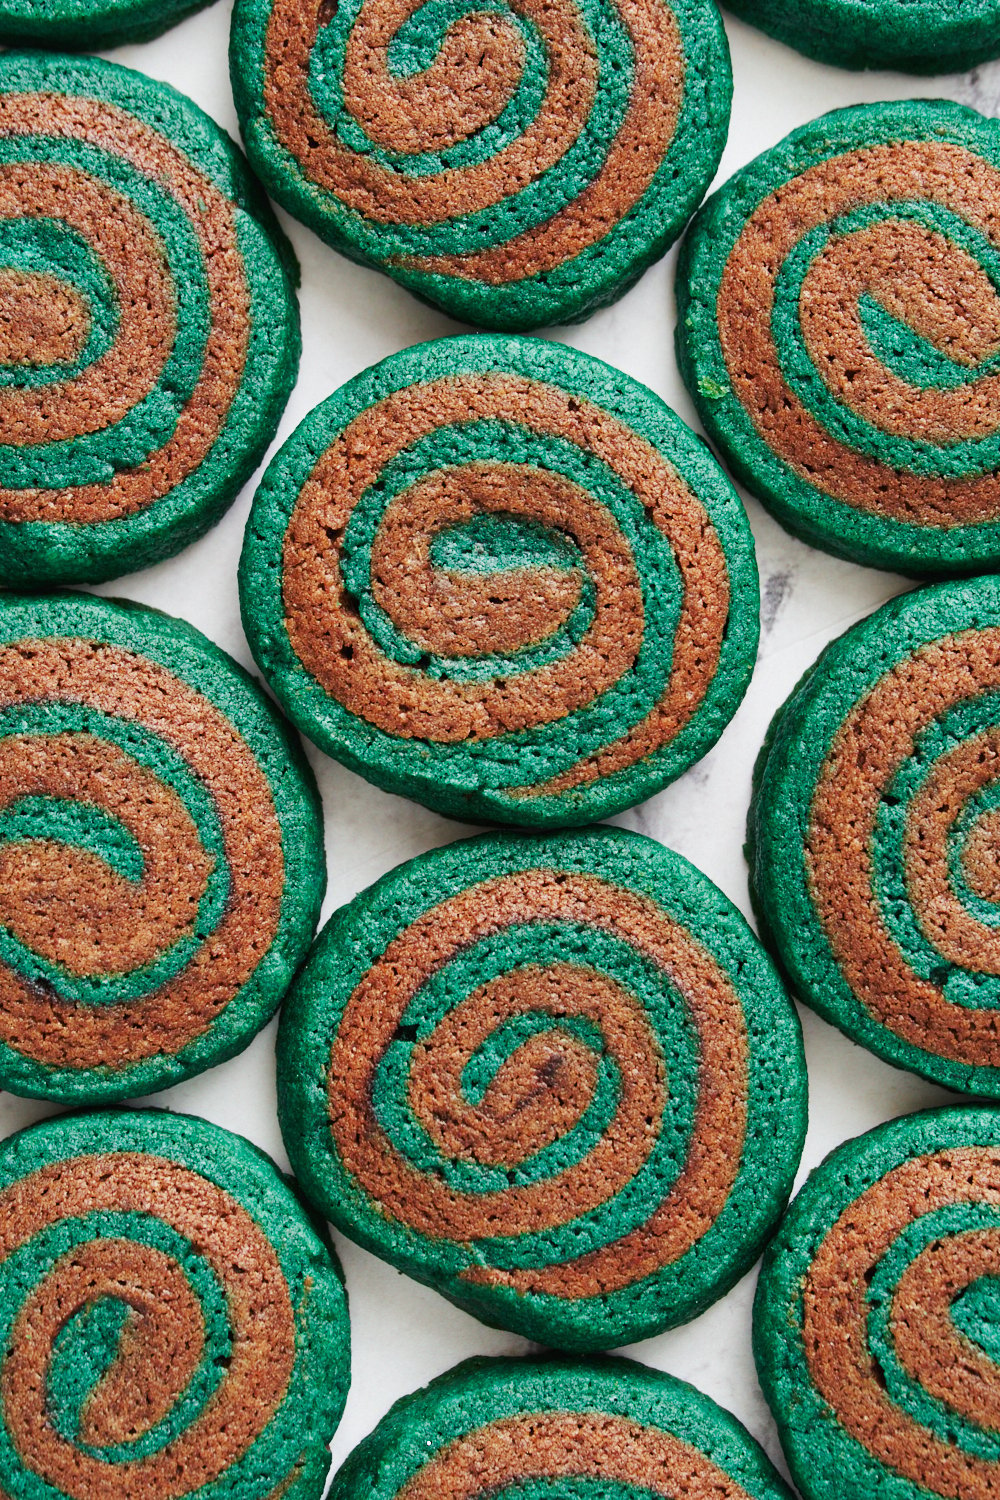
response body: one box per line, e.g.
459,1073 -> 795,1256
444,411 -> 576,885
279,826 -> 806,1349
678,100 -> 1000,576
229,0 -> 731,330
0,52 -> 299,587
0,1107 -> 350,1500
747,573 -> 1000,1097
330,1357 -> 794,1500
0,0 -> 217,48
754,1106 -> 1000,1500
723,0 -> 1000,73
241,336 -> 758,828
0,589 -> 325,1103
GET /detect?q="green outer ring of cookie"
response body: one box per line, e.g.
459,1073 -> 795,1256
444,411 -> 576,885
747,573 -> 1000,1097
0,50 -> 300,589
277,826 -> 807,1351
676,99 -> 1000,577
753,1104 -> 1000,1500
0,0 -> 216,49
722,0 -> 1000,74
0,1106 -> 350,1500
239,333 -> 759,829
330,1355 -> 794,1500
228,0 -> 732,332
0,589 -> 326,1104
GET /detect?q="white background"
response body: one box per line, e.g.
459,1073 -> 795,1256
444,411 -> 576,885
6,9 -> 998,1487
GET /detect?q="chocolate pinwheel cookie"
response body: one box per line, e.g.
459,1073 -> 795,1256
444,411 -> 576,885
0,1108 -> 350,1500
750,574 -> 1000,1096
0,52 -> 299,586
229,0 -> 732,329
756,1106 -> 1000,1500
0,0 -> 217,47
678,100 -> 1000,575
278,826 -> 806,1349
0,590 -> 324,1102
331,1356 -> 794,1500
724,0 -> 1000,73
241,334 -> 759,827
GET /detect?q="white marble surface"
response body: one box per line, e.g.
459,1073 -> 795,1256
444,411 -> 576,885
8,8 -> 1000,1487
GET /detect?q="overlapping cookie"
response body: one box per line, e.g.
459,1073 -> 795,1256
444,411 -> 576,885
679,100 -> 1000,575
0,590 -> 324,1102
0,52 -> 299,585
279,827 -> 806,1349
0,1108 -> 350,1500
241,335 -> 759,827
230,0 -> 732,329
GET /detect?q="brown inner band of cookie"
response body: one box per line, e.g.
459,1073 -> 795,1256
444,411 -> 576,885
327,868 -> 747,1298
0,270 -> 90,367
398,1410 -> 755,1500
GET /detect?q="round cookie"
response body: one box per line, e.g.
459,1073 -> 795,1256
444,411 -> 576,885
0,51 -> 299,587
0,589 -> 325,1103
723,0 -> 1000,74
278,826 -> 807,1350
331,1356 -> 794,1500
0,0 -> 217,48
748,573 -> 1000,1098
0,1107 -> 350,1500
755,1106 -> 1000,1500
677,100 -> 1000,576
229,0 -> 732,331
241,335 -> 759,828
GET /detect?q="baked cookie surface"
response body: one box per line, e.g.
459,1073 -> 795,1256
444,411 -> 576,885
331,1355 -> 794,1500
241,334 -> 759,828
678,100 -> 1000,576
0,51 -> 299,586
0,589 -> 325,1102
755,1106 -> 1000,1500
723,0 -> 1000,74
0,1107 -> 350,1500
0,0 -> 216,47
230,0 -> 731,329
750,574 -> 1000,1096
278,826 -> 806,1350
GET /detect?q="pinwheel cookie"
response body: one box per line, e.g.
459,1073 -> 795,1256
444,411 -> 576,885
241,335 -> 759,828
679,100 -> 1000,576
0,0 -> 217,47
0,1108 -> 350,1500
0,590 -> 324,1102
750,574 -> 1000,1097
331,1357 -> 794,1500
278,827 -> 806,1350
0,52 -> 299,586
755,1106 -> 1000,1500
723,0 -> 1000,73
229,0 -> 732,329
